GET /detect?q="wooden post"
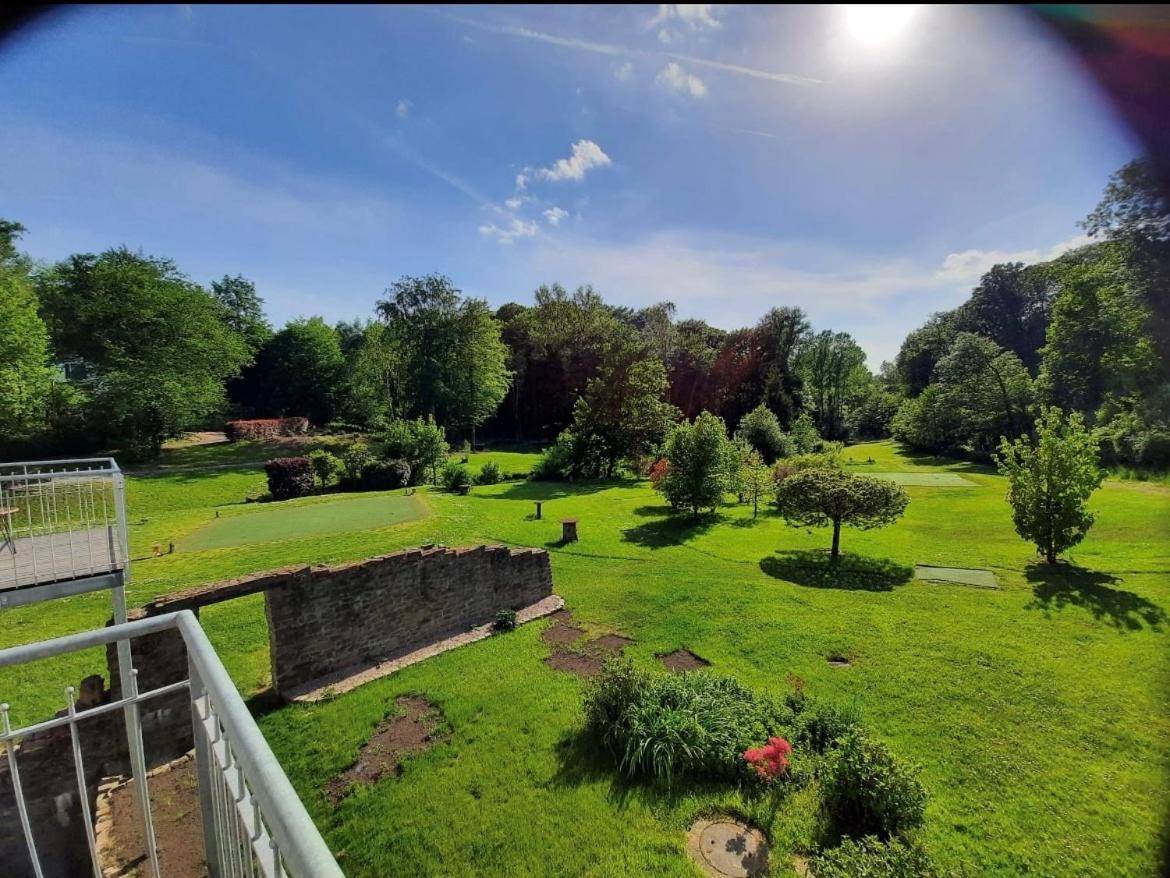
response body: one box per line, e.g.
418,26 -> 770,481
535,501 -> 542,520
561,518 -> 578,543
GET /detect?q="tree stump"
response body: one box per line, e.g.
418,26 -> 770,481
561,518 -> 578,543
535,501 -> 543,520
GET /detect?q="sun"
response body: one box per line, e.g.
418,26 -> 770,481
842,4 -> 920,46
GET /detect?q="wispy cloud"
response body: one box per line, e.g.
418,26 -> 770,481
395,98 -> 412,119
543,206 -> 568,226
535,140 -> 612,183
656,62 -> 707,98
479,217 -> 539,244
614,61 -> 634,82
934,233 -> 1092,283
647,5 -> 723,45
439,12 -> 820,88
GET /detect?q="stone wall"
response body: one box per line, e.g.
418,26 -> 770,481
266,545 -> 552,694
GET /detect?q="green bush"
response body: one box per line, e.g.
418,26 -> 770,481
360,459 -> 412,490
585,662 -> 788,785
493,608 -> 518,632
477,459 -> 503,485
306,449 -> 342,488
793,700 -> 862,754
382,416 -> 450,484
736,403 -> 793,464
441,461 -> 472,491
342,442 -> 374,482
531,431 -> 579,480
822,729 -> 926,838
264,457 -> 314,501
812,837 -> 951,878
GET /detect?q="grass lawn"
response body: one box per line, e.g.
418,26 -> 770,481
1,440 -> 1168,876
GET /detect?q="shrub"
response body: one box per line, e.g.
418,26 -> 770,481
279,416 -> 309,435
648,457 -> 670,488
381,417 -> 449,484
811,837 -> 950,878
736,404 -> 792,464
790,412 -> 822,453
306,449 -> 342,488
342,442 -> 374,482
441,461 -> 472,492
476,460 -> 502,485
793,700 -> 862,754
531,431 -> 579,480
225,417 -> 309,441
264,457 -> 314,501
587,663 -> 788,784
360,459 -> 412,490
493,608 -> 518,632
821,729 -> 926,838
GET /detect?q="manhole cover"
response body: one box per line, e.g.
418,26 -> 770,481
686,819 -> 769,877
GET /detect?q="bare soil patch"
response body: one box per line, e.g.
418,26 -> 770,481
542,622 -> 586,645
544,649 -> 604,677
99,755 -> 207,878
659,649 -> 711,672
583,634 -> 635,654
325,696 -> 447,805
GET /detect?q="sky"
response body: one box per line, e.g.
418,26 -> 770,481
0,5 -> 1140,367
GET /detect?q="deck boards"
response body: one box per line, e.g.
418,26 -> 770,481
0,527 -> 124,592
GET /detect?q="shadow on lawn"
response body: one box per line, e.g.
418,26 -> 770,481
477,479 -> 627,502
1025,562 -> 1167,631
621,512 -> 720,549
759,550 -> 914,592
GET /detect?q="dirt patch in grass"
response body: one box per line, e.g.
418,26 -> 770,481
544,649 -> 605,677
100,755 -> 207,878
583,634 -> 635,654
325,696 -> 447,805
659,649 -> 711,672
826,654 -> 852,668
542,621 -> 586,645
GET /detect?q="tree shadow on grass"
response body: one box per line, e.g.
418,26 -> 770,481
759,550 -> 914,592
621,512 -> 720,549
477,478 -> 627,501
1025,562 -> 1167,631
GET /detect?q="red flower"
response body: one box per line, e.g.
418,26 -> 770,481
743,737 -> 791,782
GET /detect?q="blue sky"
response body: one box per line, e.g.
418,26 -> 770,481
0,5 -> 1138,366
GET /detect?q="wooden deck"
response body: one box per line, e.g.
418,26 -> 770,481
0,526 -> 124,592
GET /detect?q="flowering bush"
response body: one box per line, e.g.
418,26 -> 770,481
648,457 -> 670,489
743,736 -> 792,782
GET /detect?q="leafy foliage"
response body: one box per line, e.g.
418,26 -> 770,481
994,407 -> 1103,563
812,837 -> 952,878
440,460 -> 472,491
341,441 -> 374,482
821,729 -> 927,839
360,459 -> 412,491
797,330 -> 869,439
248,317 -> 345,425
382,417 -> 449,484
307,449 -> 343,488
775,469 -> 909,558
476,459 -> 503,485
0,220 -> 54,445
264,457 -> 315,501
657,412 -> 731,516
736,403 -> 790,464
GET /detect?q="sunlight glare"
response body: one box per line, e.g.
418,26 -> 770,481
843,5 -> 920,46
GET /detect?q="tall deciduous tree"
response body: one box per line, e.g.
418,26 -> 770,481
932,332 -> 1034,453
36,248 -> 250,457
210,274 -> 271,355
775,469 -> 909,559
796,330 -> 869,439
736,403 -> 790,464
256,317 -> 345,425
994,407 -> 1103,564
658,411 -> 731,517
0,220 -> 54,444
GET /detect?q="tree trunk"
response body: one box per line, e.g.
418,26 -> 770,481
831,519 -> 841,559
1046,545 -> 1057,565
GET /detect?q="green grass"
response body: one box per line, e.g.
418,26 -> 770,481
182,492 -> 427,551
868,472 -> 978,487
2,440 -> 1168,877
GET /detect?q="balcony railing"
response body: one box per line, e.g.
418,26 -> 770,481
0,611 -> 344,878
0,458 -> 129,606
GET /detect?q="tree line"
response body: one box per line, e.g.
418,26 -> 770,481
1,159 -> 1165,470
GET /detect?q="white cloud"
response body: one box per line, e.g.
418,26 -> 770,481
543,207 -> 569,226
515,172 -> 528,191
504,196 -> 524,210
935,233 -> 1093,284
535,140 -> 612,182
395,99 -> 412,119
648,5 -> 723,31
479,217 -> 539,245
614,61 -> 634,82
656,62 -> 708,98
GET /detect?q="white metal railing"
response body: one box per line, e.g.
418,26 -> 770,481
0,458 -> 129,600
0,611 -> 344,878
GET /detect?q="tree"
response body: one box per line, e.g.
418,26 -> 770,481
993,407 -> 1103,564
796,330 -> 869,439
789,412 -> 821,454
931,332 -> 1034,453
757,307 -> 810,424
336,320 -> 399,428
774,469 -> 909,559
307,449 -> 342,488
211,274 -> 271,355
658,411 -> 731,517
381,416 -> 449,484
376,274 -> 511,433
894,312 -> 957,396
0,220 -> 54,444
569,344 -> 679,477
739,449 -> 771,518
953,262 -> 1054,373
255,317 -> 345,425
36,248 -> 250,457
735,403 -> 790,464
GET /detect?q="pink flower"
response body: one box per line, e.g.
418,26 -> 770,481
743,737 -> 791,782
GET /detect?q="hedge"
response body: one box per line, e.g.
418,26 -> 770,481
225,417 -> 310,441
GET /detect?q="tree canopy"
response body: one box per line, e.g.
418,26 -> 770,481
775,469 -> 909,559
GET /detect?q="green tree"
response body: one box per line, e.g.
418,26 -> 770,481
774,469 -> 909,559
893,312 -> 958,396
735,403 -> 790,464
739,449 -> 771,518
993,407 -> 1103,564
789,412 -> 821,453
256,317 -> 345,425
569,345 -> 679,477
36,248 -> 250,457
796,330 -> 869,439
931,332 -> 1034,453
381,416 -> 449,484
450,298 -> 512,444
336,320 -> 399,428
307,449 -> 342,488
0,220 -> 54,443
210,274 -> 271,355
658,411 -> 731,517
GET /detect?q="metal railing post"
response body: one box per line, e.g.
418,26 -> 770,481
190,661 -> 223,878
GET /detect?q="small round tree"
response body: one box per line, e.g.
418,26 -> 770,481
774,468 -> 909,559
307,449 -> 342,489
658,411 -> 731,517
993,406 -> 1103,564
736,403 -> 791,464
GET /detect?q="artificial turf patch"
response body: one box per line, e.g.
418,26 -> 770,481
914,564 -> 999,588
870,472 -> 978,487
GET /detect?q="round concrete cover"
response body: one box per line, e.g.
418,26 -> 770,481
689,819 -> 770,877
